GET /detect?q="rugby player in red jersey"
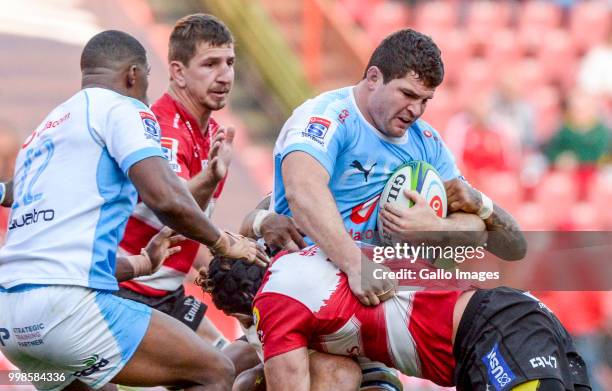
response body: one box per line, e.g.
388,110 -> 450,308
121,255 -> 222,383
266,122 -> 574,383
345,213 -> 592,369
200,245 -> 592,391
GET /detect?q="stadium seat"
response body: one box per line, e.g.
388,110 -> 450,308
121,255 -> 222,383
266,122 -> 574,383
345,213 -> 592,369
477,171 -> 522,212
534,171 -> 578,228
587,171 -> 612,228
415,0 -> 457,33
538,29 -> 578,87
485,29 -> 524,69
569,0 -> 611,53
422,87 -> 457,132
566,202 -> 603,231
517,1 -> 563,55
455,58 -> 495,105
433,30 -> 469,84
340,0 -> 384,26
515,202 -> 551,231
364,1 -> 410,45
466,1 -> 512,46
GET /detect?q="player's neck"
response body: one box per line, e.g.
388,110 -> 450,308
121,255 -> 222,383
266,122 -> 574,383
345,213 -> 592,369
168,86 -> 211,132
352,83 -> 376,128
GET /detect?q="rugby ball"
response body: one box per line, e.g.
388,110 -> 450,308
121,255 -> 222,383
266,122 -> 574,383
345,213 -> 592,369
377,161 -> 447,244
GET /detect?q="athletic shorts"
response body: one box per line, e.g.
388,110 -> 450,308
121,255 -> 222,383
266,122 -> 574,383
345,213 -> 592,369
0,284 -> 151,391
115,285 -> 206,331
453,287 -> 591,391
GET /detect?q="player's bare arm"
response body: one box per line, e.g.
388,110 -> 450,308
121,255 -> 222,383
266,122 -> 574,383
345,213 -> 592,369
282,151 -> 396,306
239,195 -> 307,252
129,155 -> 267,265
115,227 -> 185,281
0,179 -> 13,207
445,178 -> 527,260
187,126 -> 234,208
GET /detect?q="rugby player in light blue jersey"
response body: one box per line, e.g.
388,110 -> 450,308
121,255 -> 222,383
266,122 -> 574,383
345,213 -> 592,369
273,29 -> 526,308
0,30 -> 266,391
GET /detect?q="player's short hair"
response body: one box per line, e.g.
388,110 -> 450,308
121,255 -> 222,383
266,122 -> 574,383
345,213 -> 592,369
80,30 -> 147,71
195,257 -> 265,316
168,13 -> 234,65
364,29 -> 444,88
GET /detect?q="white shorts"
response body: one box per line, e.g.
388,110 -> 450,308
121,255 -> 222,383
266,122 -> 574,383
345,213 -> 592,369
0,284 -> 152,390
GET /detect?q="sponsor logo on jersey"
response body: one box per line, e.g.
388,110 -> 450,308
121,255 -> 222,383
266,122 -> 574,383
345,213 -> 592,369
253,306 -> 261,330
350,160 -> 377,182
338,109 -> 350,124
530,355 -> 557,369
140,112 -> 161,142
482,343 -> 515,390
22,112 -> 71,149
423,130 -> 432,138
0,328 -> 9,346
183,297 -> 202,322
8,208 -> 55,231
349,194 -> 380,224
302,117 -> 331,145
161,137 -> 181,173
74,354 -> 109,377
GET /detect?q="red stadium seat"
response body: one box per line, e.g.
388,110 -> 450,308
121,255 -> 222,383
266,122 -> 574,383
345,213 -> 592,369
364,1 -> 410,45
433,31 -> 469,84
587,171 -> 612,228
340,0 -> 384,26
538,29 -> 579,87
485,29 -> 524,69
478,171 -> 522,212
534,171 -> 578,228
515,202 -> 551,231
517,1 -> 563,55
422,87 -> 457,132
566,202 -> 603,231
466,1 -> 513,46
456,58 -> 495,105
569,0 -> 611,53
415,0 -> 458,33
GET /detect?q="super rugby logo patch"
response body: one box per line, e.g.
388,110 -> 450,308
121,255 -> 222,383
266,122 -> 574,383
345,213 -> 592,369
140,112 -> 161,142
161,137 -> 181,173
302,117 -> 331,146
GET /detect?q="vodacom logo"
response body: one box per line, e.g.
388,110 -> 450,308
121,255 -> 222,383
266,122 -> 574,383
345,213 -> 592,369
429,195 -> 444,217
350,195 -> 381,224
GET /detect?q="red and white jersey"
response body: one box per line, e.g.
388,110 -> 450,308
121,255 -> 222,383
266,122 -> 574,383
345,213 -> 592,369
119,93 -> 226,297
253,245 -> 460,387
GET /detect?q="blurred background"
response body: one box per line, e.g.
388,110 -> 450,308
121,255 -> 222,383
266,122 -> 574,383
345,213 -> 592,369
0,0 -> 611,389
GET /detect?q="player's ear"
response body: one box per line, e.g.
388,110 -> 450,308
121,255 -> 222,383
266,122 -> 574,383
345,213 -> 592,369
126,65 -> 138,88
169,60 -> 187,88
365,66 -> 382,89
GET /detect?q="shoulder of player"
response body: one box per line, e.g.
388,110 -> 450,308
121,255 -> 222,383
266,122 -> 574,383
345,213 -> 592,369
286,90 -> 352,131
410,119 -> 445,147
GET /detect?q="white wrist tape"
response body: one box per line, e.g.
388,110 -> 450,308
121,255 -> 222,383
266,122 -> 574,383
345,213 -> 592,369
252,210 -> 273,238
478,191 -> 494,220
127,249 -> 152,277
0,183 -> 5,205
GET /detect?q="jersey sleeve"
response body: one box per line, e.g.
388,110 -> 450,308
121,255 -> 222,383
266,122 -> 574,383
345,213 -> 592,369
277,111 -> 347,176
425,124 -> 461,181
253,292 -> 315,361
103,101 -> 164,175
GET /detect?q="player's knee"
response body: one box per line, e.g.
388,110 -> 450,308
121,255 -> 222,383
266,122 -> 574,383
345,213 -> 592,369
208,353 -> 236,388
310,353 -> 361,390
232,364 -> 265,391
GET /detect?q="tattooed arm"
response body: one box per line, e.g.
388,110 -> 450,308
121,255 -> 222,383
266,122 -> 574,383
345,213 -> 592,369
445,178 -> 527,261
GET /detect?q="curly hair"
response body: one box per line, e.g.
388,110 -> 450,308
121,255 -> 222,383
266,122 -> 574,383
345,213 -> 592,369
364,29 -> 444,88
168,13 -> 234,65
195,257 -> 266,316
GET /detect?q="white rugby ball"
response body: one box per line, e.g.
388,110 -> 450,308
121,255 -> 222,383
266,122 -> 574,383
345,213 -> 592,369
377,161 -> 447,244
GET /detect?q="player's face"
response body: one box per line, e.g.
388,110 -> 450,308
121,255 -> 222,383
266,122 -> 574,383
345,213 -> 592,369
369,71 -> 435,137
183,41 -> 235,112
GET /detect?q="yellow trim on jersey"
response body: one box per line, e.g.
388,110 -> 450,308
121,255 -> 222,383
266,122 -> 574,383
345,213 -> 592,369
512,379 -> 540,391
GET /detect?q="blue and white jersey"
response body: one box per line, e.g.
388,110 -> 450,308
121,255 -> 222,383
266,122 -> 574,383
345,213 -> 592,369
272,86 -> 460,244
0,88 -> 164,291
